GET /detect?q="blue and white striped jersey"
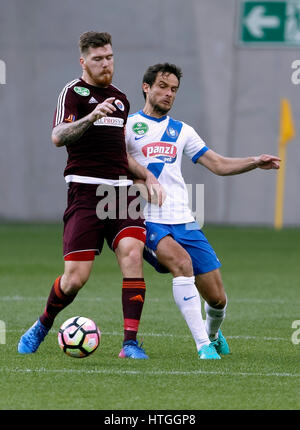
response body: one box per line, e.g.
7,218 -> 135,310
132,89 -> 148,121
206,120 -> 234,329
126,110 -> 209,224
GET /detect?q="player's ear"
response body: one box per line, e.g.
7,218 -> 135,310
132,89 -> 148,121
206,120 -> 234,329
79,56 -> 86,70
142,82 -> 150,96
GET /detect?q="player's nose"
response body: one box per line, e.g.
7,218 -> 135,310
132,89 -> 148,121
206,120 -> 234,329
102,58 -> 110,67
165,88 -> 174,98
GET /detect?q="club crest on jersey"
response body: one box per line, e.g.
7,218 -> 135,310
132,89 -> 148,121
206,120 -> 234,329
142,142 -> 177,163
114,99 -> 125,111
166,126 -> 178,139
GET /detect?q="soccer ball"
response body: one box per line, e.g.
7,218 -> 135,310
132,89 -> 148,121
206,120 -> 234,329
58,316 -> 101,358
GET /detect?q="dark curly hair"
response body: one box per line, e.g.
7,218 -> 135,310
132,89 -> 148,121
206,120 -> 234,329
142,63 -> 182,99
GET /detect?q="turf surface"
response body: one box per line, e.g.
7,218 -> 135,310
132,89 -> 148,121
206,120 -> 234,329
0,223 -> 299,410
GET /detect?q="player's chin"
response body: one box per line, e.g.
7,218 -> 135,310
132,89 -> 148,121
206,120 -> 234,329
157,105 -> 170,115
97,74 -> 113,86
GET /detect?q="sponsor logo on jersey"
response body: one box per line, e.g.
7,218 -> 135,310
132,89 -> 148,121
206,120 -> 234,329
132,122 -> 149,136
142,142 -> 177,163
74,86 -> 90,96
89,97 -> 98,103
93,117 -> 124,127
65,114 -> 76,122
114,99 -> 125,111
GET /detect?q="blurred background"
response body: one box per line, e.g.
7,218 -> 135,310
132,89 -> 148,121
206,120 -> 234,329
0,0 -> 299,226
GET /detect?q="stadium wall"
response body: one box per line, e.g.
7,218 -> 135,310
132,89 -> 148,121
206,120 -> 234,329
0,0 -> 299,226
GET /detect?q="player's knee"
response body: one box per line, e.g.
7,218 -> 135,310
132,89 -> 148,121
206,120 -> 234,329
62,272 -> 89,294
170,254 -> 193,277
207,293 -> 227,309
123,246 -> 143,268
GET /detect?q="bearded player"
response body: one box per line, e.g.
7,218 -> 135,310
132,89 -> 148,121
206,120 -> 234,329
18,32 -> 163,359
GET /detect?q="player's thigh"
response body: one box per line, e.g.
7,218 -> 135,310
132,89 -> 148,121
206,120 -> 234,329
156,235 -> 193,277
106,190 -> 147,277
63,183 -> 105,258
195,269 -> 227,308
61,260 -> 94,294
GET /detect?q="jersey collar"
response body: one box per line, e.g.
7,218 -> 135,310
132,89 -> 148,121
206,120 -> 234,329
139,110 -> 168,123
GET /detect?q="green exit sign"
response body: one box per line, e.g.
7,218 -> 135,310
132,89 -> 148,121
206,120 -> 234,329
239,1 -> 300,45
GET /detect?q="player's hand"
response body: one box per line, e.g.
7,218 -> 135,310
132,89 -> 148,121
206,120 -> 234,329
254,154 -> 281,170
145,172 -> 166,206
89,97 -> 116,122
133,177 -> 166,207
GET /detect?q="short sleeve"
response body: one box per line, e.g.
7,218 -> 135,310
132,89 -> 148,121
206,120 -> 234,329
125,117 -> 134,152
53,86 -> 80,128
183,124 -> 209,163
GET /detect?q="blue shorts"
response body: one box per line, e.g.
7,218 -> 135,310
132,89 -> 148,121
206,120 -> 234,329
143,221 -> 221,276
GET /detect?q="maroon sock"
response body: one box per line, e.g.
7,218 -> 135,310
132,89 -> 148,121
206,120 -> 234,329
122,278 -> 146,343
39,276 -> 77,329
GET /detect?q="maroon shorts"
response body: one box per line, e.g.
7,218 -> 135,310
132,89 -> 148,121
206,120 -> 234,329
63,183 -> 146,261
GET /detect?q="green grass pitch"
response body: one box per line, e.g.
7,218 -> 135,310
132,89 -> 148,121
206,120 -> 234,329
0,223 -> 299,410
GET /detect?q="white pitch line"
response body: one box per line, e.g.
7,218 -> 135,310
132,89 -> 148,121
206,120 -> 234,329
3,329 -> 289,342
103,333 -> 289,342
0,366 -> 299,378
0,296 -> 298,305
226,335 -> 288,342
0,296 -> 105,302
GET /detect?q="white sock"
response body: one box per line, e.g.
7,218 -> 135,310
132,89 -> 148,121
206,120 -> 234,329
172,276 -> 210,351
204,300 -> 227,340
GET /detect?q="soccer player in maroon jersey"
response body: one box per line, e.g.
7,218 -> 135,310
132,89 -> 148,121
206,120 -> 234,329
18,31 -> 162,359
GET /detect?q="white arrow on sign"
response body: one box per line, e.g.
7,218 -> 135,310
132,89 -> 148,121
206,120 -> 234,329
244,5 -> 281,38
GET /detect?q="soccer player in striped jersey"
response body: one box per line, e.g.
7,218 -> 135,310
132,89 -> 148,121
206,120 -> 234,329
18,32 -> 163,359
126,63 -> 280,359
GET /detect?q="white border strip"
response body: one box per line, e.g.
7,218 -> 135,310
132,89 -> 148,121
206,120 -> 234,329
65,175 -> 133,186
0,367 -> 299,378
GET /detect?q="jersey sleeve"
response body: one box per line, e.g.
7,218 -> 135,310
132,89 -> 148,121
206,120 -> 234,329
125,117 -> 134,152
53,85 -> 80,128
123,98 -> 130,125
183,124 -> 210,163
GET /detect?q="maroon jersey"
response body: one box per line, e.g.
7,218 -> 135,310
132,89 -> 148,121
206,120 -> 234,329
53,78 -> 131,180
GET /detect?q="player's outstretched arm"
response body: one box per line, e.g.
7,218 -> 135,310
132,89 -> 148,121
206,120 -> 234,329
197,149 -> 280,176
52,97 -> 116,147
